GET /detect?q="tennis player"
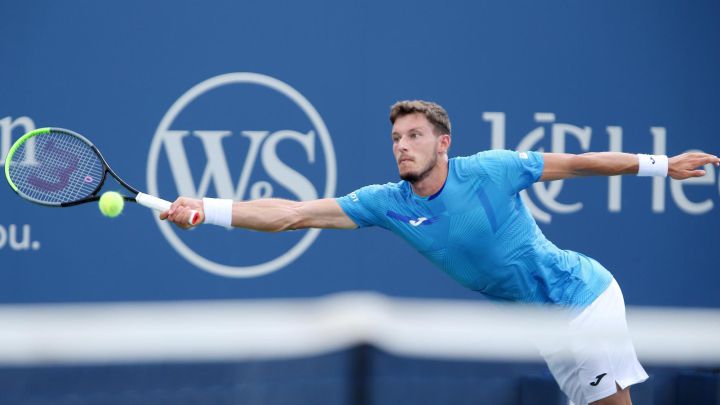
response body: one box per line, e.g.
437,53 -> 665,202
162,100 -> 719,405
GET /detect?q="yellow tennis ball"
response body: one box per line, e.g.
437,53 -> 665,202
99,191 -> 124,218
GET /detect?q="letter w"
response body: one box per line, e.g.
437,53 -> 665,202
162,130 -> 269,199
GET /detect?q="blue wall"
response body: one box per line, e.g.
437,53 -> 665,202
1,0 -> 719,306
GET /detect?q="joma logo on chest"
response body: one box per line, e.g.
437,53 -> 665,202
386,211 -> 438,226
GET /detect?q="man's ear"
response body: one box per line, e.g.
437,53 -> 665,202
438,134 -> 451,153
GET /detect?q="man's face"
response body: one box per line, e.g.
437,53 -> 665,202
391,113 -> 445,182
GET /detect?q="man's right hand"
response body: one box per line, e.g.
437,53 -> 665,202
160,197 -> 205,230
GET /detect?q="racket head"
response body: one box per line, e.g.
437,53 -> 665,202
4,127 -> 107,206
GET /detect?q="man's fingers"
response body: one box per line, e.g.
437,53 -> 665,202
697,155 -> 720,166
677,154 -> 720,172
172,206 -> 187,222
174,206 -> 198,229
168,198 -> 183,216
691,169 -> 707,177
160,197 -> 201,230
692,158 -> 719,172
178,208 -> 190,225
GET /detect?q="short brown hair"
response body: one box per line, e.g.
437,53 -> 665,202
389,100 -> 451,136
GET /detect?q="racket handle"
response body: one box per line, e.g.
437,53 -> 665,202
136,192 -> 200,225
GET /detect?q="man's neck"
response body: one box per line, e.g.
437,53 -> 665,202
410,158 -> 449,197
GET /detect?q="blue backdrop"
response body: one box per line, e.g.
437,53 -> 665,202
1,0 -> 718,307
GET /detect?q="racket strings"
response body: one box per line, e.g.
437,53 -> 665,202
8,131 -> 104,204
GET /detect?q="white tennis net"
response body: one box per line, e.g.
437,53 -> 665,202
0,292 -> 717,366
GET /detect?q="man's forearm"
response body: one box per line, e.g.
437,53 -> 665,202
573,152 -> 639,177
541,152 -> 640,181
230,198 -> 303,232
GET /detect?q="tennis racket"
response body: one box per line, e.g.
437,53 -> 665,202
4,127 -> 199,225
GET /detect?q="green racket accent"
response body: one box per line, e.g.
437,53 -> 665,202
4,127 -> 51,192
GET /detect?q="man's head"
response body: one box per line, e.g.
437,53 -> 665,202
390,100 -> 451,136
389,100 -> 451,183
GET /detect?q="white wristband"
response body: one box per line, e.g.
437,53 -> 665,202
637,154 -> 668,177
202,198 -> 233,228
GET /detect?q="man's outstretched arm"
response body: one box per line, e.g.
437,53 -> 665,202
540,152 -> 720,181
160,197 -> 358,231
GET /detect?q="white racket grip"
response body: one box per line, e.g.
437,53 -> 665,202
136,192 -> 199,225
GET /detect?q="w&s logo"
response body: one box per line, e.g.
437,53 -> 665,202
147,73 -> 336,278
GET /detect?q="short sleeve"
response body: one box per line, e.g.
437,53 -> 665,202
462,149 -> 544,194
335,184 -> 391,228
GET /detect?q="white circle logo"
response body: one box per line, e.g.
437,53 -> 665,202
147,73 -> 336,277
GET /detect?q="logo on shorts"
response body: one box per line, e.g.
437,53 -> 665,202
590,372 -> 607,386
147,72 -> 336,278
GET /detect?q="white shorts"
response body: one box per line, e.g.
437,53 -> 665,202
537,279 -> 649,404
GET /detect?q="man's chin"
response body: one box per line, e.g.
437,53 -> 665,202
400,171 -> 420,182
400,164 -> 435,183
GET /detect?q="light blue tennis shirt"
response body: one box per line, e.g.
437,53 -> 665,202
336,150 -> 612,307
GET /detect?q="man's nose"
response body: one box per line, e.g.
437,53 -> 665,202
396,136 -> 409,151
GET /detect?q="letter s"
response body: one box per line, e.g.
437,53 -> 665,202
260,130 -> 318,201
